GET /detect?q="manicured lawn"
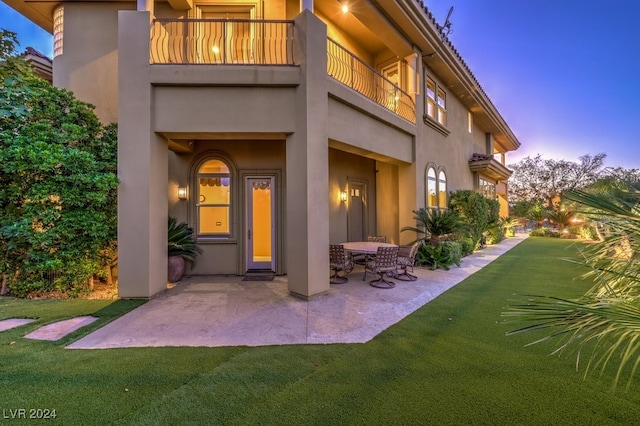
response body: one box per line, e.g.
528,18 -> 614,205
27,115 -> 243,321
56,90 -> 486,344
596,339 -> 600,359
2,238 -> 639,424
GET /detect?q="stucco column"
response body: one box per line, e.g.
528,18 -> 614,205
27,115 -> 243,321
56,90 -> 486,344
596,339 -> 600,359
398,48 -> 423,245
117,11 -> 168,298
286,10 -> 329,299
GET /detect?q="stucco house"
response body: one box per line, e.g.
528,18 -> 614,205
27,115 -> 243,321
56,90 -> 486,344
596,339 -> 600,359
4,0 -> 520,299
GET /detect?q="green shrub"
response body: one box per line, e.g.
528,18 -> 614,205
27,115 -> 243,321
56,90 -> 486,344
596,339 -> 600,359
416,240 -> 462,270
559,233 -> 580,239
0,33 -> 118,298
449,190 -> 492,250
486,223 -> 506,245
459,237 -> 475,256
529,228 -> 560,238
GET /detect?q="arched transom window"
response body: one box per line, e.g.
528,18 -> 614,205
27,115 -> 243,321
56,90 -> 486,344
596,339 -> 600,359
426,165 -> 447,210
427,167 -> 437,208
197,159 -> 231,237
438,170 -> 447,208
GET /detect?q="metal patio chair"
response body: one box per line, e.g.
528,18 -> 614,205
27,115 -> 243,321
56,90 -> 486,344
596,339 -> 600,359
364,245 -> 398,288
354,235 -> 388,265
330,244 -> 354,284
396,242 -> 420,281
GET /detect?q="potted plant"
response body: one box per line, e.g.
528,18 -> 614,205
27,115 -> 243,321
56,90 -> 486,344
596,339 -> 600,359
168,216 -> 202,283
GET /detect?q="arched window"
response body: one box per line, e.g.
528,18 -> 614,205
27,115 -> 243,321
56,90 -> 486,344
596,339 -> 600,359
438,170 -> 447,209
426,167 -> 437,208
197,159 -> 231,237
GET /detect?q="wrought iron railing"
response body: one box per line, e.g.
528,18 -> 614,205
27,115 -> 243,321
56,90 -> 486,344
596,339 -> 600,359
327,38 -> 415,123
150,19 -> 295,65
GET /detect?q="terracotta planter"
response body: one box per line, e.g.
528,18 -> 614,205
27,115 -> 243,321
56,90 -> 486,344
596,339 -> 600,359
168,256 -> 185,283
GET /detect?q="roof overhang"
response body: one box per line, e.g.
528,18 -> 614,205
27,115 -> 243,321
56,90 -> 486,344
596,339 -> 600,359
468,158 -> 513,182
375,0 -> 521,153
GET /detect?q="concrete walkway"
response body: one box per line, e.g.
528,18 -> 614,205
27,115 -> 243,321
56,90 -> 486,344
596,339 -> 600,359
68,235 -> 527,349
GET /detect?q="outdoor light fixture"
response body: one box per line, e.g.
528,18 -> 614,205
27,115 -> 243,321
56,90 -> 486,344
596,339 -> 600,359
339,0 -> 349,13
340,191 -> 347,202
177,186 -> 188,200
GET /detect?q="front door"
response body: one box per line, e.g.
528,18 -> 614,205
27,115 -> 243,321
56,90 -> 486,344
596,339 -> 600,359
246,177 -> 275,271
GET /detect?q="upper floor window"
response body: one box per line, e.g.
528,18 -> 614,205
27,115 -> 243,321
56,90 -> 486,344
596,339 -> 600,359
426,165 -> 448,210
197,159 -> 231,238
426,76 -> 446,126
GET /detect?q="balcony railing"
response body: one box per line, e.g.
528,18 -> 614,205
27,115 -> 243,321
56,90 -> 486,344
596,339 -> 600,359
150,19 -> 295,65
327,38 -> 415,123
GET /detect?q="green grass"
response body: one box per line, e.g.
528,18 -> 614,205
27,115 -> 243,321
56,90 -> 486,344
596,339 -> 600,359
2,238 -> 640,425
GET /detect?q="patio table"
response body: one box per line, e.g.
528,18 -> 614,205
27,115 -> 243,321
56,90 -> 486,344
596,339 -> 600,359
341,241 -> 398,255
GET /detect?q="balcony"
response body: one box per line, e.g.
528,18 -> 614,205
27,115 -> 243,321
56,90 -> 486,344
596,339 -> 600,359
327,38 -> 415,124
149,19 -> 415,124
150,19 -> 295,65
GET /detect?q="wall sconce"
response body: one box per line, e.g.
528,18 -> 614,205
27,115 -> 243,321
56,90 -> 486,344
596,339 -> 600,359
177,186 -> 188,201
340,191 -> 347,202
339,0 -> 349,13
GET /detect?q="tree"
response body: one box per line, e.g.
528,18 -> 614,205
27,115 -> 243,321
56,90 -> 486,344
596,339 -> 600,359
0,30 -> 118,297
508,153 -> 606,210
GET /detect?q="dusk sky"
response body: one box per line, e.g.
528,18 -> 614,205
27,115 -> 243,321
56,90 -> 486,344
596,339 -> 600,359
1,0 -> 639,169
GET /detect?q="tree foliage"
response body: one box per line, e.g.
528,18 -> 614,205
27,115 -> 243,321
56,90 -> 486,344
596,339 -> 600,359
508,153 -> 606,210
449,190 -> 499,249
0,30 -> 118,297
505,181 -> 640,391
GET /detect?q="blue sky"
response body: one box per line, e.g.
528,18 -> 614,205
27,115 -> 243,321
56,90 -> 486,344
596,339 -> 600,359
1,0 -> 639,168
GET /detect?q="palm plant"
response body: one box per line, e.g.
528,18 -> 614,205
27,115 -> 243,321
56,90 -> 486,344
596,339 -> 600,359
168,217 -> 202,264
504,181 -> 640,390
526,201 -> 548,228
401,208 -> 465,247
546,209 -> 576,231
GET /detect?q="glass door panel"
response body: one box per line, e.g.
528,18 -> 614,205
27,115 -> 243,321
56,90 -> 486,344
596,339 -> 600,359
246,177 -> 274,271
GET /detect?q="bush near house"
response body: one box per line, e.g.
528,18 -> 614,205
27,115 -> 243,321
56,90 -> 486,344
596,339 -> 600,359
529,228 -> 561,238
449,190 -> 500,250
402,190 -> 511,270
0,31 -> 118,297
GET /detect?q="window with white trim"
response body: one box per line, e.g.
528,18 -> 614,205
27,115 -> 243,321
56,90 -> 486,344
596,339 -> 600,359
426,76 -> 446,126
426,165 -> 448,210
438,170 -> 447,208
427,167 -> 437,208
197,159 -> 231,237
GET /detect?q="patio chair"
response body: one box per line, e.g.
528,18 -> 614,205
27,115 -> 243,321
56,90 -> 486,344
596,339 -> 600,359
330,244 -> 354,284
396,242 -> 420,281
367,235 -> 387,243
354,235 -> 388,265
363,246 -> 398,288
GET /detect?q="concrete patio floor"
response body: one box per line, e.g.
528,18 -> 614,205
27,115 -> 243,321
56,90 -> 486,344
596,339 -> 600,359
68,235 -> 527,349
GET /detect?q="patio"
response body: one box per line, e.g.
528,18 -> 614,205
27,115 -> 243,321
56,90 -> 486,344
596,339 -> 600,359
68,235 -> 526,349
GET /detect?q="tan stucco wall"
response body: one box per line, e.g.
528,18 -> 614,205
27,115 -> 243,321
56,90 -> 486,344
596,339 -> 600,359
416,68 -> 486,200
42,2 -> 518,298
53,2 -> 129,124
328,149 -> 376,244
154,86 -> 297,134
375,161 -> 399,244
168,140 -> 286,275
